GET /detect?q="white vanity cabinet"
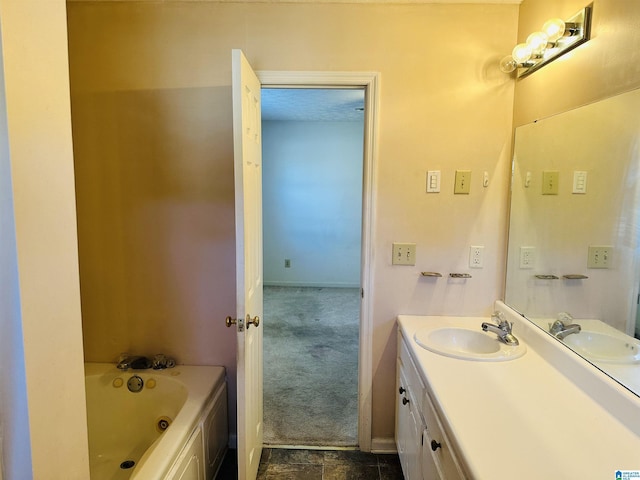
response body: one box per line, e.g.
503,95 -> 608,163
396,332 -> 466,480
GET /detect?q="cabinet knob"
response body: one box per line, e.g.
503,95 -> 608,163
402,397 -> 410,406
431,440 -> 442,451
399,387 -> 406,395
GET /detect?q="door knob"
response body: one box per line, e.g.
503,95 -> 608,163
431,440 -> 442,451
225,316 -> 237,328
246,315 -> 260,328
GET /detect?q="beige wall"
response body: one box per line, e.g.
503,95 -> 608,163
0,0 -> 89,477
514,0 -> 640,126
67,2 -> 518,443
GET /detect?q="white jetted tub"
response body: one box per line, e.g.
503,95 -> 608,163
85,363 -> 228,480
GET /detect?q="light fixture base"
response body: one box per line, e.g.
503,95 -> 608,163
516,4 -> 592,78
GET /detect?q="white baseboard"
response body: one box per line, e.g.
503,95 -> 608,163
370,437 -> 397,454
263,281 -> 360,289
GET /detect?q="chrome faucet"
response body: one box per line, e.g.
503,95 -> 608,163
117,354 -> 150,371
481,311 -> 519,346
549,312 -> 581,340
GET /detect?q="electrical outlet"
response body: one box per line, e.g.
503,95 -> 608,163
454,170 -> 471,194
469,246 -> 484,268
588,245 -> 613,269
392,243 -> 416,266
519,246 -> 535,269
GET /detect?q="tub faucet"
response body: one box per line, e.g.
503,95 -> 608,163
117,355 -> 150,371
481,311 -> 519,346
549,313 -> 581,340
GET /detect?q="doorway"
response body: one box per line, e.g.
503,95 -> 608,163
257,70 -> 378,452
261,87 -> 365,447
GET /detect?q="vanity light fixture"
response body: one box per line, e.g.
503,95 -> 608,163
500,4 -> 592,78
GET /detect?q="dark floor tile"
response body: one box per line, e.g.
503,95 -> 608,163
323,464 -> 380,480
262,463 -> 323,480
380,463 -> 405,480
269,448 -> 325,465
376,453 -> 401,467
323,449 -> 378,466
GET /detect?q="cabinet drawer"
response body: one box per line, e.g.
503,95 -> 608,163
422,391 -> 465,480
398,334 -> 425,414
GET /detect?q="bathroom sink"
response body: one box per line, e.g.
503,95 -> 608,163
562,331 -> 640,364
414,327 -> 526,362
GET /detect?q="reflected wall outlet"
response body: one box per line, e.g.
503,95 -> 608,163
588,245 -> 613,269
519,246 -> 535,269
392,243 -> 416,265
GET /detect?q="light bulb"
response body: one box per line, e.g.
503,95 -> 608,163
542,18 -> 566,43
499,55 -> 518,73
512,43 -> 533,64
526,31 -> 549,55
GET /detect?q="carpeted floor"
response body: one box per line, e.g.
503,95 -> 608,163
263,286 -> 360,447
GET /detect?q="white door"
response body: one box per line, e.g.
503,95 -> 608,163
231,49 -> 264,480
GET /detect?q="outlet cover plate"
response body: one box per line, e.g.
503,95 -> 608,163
519,246 -> 535,269
469,246 -> 484,268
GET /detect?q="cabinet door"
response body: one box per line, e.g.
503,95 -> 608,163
421,427 -> 440,480
423,393 -> 465,480
396,363 -> 422,480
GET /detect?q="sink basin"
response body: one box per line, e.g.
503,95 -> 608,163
562,331 -> 640,364
414,327 -> 526,362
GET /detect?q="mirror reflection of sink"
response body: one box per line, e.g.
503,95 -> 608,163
414,327 -> 526,362
562,331 -> 640,364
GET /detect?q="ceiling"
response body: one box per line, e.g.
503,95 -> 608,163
261,88 -> 365,122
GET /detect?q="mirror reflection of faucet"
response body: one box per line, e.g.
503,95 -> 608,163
481,311 -> 520,346
549,312 -> 582,340
117,353 -> 176,370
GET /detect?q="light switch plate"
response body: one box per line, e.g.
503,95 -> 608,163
588,245 -> 613,269
454,170 -> 471,194
426,170 -> 441,193
573,171 -> 587,194
392,243 -> 416,265
542,171 -> 559,195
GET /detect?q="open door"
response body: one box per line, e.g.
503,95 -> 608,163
231,49 -> 264,480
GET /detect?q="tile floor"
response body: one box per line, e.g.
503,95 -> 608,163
216,448 -> 405,480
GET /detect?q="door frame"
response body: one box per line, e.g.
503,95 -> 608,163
257,70 -> 379,452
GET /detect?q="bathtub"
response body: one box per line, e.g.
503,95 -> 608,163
85,363 -> 228,480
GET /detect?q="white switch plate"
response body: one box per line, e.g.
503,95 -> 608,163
392,243 -> 416,265
469,246 -> 484,268
588,245 -> 613,269
573,171 -> 587,194
519,246 -> 535,269
426,170 -> 441,193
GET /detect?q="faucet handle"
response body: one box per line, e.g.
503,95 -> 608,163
557,312 -> 573,323
492,311 -> 508,326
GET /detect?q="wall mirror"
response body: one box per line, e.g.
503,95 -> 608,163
505,87 -> 640,397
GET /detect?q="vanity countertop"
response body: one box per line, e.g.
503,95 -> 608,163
398,312 -> 640,479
